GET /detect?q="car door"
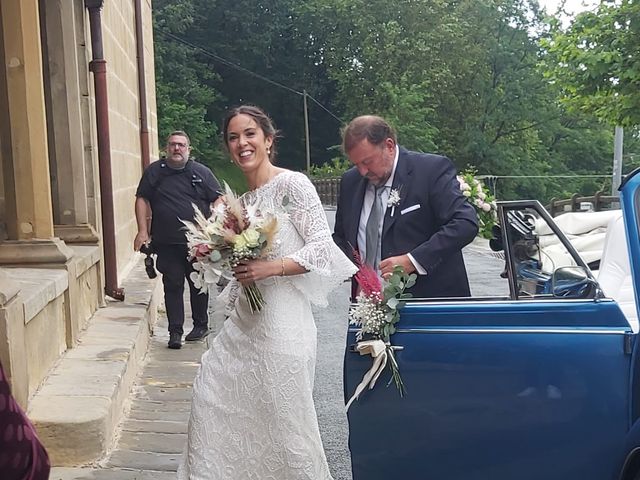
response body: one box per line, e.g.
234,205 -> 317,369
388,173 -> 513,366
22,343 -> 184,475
345,201 -> 634,480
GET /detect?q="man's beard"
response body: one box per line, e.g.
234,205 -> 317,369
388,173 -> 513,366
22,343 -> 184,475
369,171 -> 391,187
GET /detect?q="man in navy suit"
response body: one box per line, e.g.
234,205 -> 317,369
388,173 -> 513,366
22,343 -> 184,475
333,115 -> 478,298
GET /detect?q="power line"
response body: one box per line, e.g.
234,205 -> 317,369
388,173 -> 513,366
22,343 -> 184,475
306,94 -> 344,123
158,31 -> 301,95
157,30 -> 344,123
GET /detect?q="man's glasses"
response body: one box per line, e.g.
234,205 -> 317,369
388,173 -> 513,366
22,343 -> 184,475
168,142 -> 188,149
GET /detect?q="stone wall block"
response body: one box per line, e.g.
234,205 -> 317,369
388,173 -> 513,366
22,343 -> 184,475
0,294 -> 27,406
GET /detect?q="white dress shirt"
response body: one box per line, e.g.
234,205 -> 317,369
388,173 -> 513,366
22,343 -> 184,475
357,146 -> 426,275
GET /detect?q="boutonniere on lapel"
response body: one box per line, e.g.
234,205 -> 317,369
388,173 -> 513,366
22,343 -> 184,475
387,187 -> 402,216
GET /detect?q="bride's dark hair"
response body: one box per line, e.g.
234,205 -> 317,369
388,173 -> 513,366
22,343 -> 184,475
222,105 -> 279,161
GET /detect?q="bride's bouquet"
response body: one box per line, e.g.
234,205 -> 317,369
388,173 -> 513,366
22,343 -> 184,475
182,183 -> 278,313
346,253 -> 416,410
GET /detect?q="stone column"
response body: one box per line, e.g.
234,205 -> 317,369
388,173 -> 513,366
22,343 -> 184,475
41,0 -> 99,245
42,0 -> 89,227
0,0 -> 75,264
0,0 -> 54,241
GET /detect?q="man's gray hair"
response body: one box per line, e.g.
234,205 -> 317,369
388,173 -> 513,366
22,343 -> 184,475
166,130 -> 190,145
341,115 -> 396,153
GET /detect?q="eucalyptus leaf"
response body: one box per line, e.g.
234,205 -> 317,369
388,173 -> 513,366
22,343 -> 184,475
383,286 -> 397,298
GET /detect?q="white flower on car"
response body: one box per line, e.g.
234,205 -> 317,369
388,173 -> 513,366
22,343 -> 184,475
458,169 -> 497,239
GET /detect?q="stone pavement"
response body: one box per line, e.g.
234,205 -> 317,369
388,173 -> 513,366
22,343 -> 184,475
465,236 -> 510,297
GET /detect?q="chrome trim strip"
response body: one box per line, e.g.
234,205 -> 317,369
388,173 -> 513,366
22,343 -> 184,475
348,328 -> 631,335
350,298 -> 617,307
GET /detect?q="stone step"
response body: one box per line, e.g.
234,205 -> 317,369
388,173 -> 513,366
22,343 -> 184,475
27,260 -> 162,466
49,467 -> 175,480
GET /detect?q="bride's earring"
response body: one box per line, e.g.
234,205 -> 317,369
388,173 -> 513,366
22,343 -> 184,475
266,146 -> 271,156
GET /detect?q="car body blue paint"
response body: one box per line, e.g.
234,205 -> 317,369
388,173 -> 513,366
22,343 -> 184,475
344,168 -> 640,480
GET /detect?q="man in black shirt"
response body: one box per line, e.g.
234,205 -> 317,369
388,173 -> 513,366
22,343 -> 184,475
135,131 -> 221,349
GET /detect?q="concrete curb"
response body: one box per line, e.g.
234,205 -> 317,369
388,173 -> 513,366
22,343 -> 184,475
27,258 -> 162,466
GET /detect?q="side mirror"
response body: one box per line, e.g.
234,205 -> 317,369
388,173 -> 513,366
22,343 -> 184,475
552,266 -> 598,299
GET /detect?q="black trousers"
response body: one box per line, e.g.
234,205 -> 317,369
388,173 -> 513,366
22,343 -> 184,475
154,243 -> 209,335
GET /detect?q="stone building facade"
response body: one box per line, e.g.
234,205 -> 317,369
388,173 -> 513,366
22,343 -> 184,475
0,0 -> 158,407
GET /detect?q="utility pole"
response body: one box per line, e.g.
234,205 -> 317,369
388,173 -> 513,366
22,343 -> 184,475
612,126 -> 623,196
303,90 -> 311,172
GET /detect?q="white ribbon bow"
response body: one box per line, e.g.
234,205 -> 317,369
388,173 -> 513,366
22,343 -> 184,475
345,339 -> 388,411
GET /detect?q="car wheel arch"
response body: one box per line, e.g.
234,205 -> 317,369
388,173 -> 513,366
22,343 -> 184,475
619,447 -> 640,480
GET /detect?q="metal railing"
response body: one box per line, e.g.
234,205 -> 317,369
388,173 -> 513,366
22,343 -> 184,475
546,191 -> 620,217
311,178 -> 620,218
311,178 -> 341,207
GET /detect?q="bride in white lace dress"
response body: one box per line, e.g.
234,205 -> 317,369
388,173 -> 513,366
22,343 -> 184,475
177,105 -> 357,480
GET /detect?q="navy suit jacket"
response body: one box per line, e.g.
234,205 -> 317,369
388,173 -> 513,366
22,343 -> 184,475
333,147 -> 478,299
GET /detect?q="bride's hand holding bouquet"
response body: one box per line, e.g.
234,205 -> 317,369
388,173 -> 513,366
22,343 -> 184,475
182,182 -> 279,313
232,258 -> 281,286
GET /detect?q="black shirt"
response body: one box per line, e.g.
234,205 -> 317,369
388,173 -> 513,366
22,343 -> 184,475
136,159 -> 221,245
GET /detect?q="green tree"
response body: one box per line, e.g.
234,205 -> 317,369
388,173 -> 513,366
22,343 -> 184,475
154,0 -> 250,189
296,0 -> 454,151
151,0 -> 620,203
543,0 -> 640,126
154,0 -> 221,161
184,0 -> 342,171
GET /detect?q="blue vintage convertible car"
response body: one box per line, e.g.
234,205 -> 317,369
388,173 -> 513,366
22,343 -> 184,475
345,168 -> 640,480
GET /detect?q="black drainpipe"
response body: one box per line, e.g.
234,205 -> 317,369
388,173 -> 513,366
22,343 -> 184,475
134,0 -> 151,170
85,0 -> 124,300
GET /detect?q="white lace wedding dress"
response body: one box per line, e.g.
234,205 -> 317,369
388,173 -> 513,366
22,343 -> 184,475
177,171 -> 357,480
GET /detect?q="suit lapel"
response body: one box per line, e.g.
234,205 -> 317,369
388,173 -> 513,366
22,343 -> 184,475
348,176 -> 369,252
382,149 -> 412,238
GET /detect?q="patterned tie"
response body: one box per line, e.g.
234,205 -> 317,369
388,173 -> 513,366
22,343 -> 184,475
365,186 -> 385,268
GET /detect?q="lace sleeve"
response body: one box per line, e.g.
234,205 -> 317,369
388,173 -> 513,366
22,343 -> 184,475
284,173 -> 357,306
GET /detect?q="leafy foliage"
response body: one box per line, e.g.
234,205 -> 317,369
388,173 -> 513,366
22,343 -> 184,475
308,157 -> 350,178
542,0 -> 640,127
154,0 -> 222,164
152,0 -> 636,204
